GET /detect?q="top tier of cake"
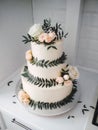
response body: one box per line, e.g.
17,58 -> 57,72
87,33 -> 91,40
26,40 -> 66,79
31,40 -> 64,61
22,19 -> 68,79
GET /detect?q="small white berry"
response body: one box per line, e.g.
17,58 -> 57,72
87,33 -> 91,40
63,75 -> 69,80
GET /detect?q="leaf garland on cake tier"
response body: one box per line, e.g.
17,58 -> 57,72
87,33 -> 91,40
31,52 -> 67,68
18,78 -> 78,110
22,19 -> 68,49
28,80 -> 77,110
21,66 -> 58,88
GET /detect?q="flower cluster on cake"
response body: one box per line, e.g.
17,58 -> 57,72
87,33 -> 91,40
18,19 -> 79,111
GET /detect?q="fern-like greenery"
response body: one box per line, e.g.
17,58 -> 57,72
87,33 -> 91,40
22,34 -> 32,44
21,66 -> 58,88
42,19 -> 68,40
28,82 -> 77,110
31,52 -> 67,68
22,19 -> 68,46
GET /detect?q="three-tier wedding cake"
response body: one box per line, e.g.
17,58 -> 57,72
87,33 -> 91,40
18,19 -> 79,113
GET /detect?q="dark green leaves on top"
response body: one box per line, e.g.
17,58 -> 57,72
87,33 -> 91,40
22,19 -> 68,45
42,19 -> 68,40
53,23 -> 68,40
42,19 -> 51,33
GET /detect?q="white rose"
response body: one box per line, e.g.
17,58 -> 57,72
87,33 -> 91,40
28,24 -> 43,38
68,66 -> 79,80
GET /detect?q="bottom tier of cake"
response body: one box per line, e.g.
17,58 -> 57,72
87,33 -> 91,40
16,80 -> 79,116
21,76 -> 73,103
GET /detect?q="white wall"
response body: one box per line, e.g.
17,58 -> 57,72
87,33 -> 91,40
0,0 -> 33,82
76,0 -> 98,72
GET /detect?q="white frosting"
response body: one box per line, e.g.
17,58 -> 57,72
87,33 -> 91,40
21,77 -> 72,103
31,40 -> 64,61
27,61 -> 66,79
21,40 -> 73,104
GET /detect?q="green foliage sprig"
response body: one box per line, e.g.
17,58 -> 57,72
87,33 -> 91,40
42,19 -> 68,40
22,34 -> 32,44
42,19 -> 51,33
21,66 -> 58,87
22,19 -> 68,45
28,82 -> 77,110
61,64 -> 69,77
31,52 -> 67,68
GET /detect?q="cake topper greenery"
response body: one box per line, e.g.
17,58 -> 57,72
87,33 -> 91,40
22,19 -> 68,47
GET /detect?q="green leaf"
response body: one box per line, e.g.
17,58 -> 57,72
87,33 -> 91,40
22,34 -> 32,44
21,73 -> 28,77
64,33 -> 68,38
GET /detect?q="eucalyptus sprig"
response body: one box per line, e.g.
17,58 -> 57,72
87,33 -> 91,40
22,34 -> 32,44
42,19 -> 68,40
42,19 -> 51,33
22,19 -> 68,46
28,82 -> 77,110
21,66 -> 58,88
31,52 -> 67,68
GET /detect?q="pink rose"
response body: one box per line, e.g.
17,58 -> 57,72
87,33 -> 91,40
44,35 -> 53,43
38,33 -> 48,42
64,80 -> 73,87
56,77 -> 64,84
38,32 -> 56,43
45,32 -> 56,43
48,32 -> 56,40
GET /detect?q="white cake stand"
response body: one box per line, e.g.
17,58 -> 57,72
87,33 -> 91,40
16,80 -> 80,116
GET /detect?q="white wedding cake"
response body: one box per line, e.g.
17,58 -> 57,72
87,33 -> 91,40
18,19 -> 79,112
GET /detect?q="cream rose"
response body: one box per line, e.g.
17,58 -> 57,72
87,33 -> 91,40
38,32 -> 56,43
68,66 -> 79,80
25,50 -> 32,61
38,33 -> 48,42
28,24 -> 43,38
18,90 -> 30,105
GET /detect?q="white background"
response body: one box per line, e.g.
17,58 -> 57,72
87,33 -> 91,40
0,0 -> 33,82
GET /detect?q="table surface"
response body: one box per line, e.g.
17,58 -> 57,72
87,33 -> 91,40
0,67 -> 98,130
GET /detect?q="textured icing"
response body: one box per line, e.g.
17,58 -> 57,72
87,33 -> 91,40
21,77 -> 72,103
27,61 -> 66,79
31,40 -> 64,61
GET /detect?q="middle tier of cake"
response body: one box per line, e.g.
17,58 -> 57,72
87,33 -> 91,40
27,61 -> 66,79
